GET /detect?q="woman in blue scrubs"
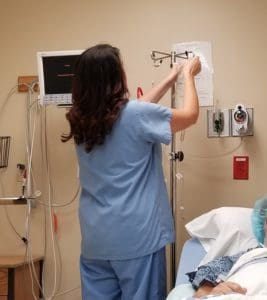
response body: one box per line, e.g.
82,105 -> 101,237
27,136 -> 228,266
62,44 -> 201,300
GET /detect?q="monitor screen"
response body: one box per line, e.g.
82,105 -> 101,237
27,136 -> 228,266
37,50 -> 83,105
43,55 -> 77,94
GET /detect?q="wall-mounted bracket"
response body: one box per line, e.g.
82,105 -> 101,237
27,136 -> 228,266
207,109 -> 231,137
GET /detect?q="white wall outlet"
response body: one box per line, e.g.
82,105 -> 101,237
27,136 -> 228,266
207,109 -> 231,137
231,105 -> 253,136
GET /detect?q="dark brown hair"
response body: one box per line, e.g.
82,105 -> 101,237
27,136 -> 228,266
62,44 -> 129,152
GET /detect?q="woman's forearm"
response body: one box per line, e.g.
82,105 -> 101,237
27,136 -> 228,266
140,75 -> 173,103
182,73 -> 199,120
140,64 -> 182,103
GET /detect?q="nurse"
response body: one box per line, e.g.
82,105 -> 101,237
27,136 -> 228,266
62,44 -> 201,300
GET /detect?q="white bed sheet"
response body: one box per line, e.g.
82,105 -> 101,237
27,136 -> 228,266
194,295 -> 267,300
168,248 -> 267,300
166,283 -> 194,300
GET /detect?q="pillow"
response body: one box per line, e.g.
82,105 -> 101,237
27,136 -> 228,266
185,207 -> 258,265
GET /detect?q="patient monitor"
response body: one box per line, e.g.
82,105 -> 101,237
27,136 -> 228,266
37,50 -> 83,106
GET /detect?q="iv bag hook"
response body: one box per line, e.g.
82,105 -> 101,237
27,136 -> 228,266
151,50 -> 194,68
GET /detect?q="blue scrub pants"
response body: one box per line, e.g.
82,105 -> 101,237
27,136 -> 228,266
80,247 -> 166,300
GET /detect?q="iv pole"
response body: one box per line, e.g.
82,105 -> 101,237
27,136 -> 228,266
151,49 -> 191,287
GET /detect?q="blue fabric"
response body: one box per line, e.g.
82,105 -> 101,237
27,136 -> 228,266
251,194 -> 267,244
80,247 -> 166,300
186,247 -> 259,290
76,100 -> 174,260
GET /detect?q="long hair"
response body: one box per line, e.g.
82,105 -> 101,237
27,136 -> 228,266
62,44 -> 129,152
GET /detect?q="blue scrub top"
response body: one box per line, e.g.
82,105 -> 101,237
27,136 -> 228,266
76,100 -> 175,260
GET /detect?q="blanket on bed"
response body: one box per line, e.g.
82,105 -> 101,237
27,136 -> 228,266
192,295 -> 267,299
168,248 -> 267,300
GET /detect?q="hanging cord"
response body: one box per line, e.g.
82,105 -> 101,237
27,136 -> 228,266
17,82 -> 47,300
36,185 -> 80,208
0,84 -> 37,245
53,286 -> 81,298
25,201 -> 39,300
39,105 -> 54,300
35,102 -> 80,208
0,82 -> 79,299
24,103 -> 60,300
0,83 -> 41,299
1,82 -> 79,298
25,87 -> 37,198
187,137 -> 243,159
4,206 -> 26,241
0,85 -> 18,117
0,83 -> 35,118
21,83 -> 59,300
0,170 -> 28,244
39,105 -> 81,299
24,84 -> 44,299
40,104 -> 81,299
41,106 -> 59,299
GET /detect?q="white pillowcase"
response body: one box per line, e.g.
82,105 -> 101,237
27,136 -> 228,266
185,207 -> 258,265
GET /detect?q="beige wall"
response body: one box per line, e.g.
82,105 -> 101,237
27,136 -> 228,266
1,0 -> 267,298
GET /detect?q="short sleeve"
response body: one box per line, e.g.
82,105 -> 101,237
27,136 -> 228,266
135,101 -> 172,145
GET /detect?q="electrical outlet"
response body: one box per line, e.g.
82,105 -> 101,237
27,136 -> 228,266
231,106 -> 253,136
207,109 -> 231,137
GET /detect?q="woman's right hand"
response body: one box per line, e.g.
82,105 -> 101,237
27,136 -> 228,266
210,281 -> 247,296
183,56 -> 201,78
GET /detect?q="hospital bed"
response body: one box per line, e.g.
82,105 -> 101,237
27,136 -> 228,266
175,238 -> 206,286
166,239 -> 206,300
167,206 -> 259,300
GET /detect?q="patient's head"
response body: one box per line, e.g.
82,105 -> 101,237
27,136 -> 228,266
251,194 -> 267,245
